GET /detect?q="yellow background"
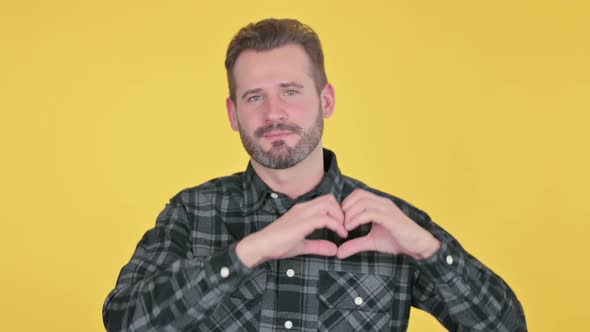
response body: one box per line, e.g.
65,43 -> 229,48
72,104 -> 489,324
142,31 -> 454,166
1,1 -> 588,331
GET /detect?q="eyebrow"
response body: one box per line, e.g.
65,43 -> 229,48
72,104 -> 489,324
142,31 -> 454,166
241,88 -> 263,100
240,82 -> 305,100
279,82 -> 304,89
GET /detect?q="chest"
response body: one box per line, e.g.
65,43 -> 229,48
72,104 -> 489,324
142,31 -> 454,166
190,209 -> 415,331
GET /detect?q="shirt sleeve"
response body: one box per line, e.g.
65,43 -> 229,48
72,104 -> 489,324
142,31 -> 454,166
412,220 -> 528,331
102,198 -> 253,331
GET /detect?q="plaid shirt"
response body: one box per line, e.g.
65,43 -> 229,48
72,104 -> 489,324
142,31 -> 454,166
103,149 -> 527,331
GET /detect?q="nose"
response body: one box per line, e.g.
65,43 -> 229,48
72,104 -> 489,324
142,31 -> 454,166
263,95 -> 288,123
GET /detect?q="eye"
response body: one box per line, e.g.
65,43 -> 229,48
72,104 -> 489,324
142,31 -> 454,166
247,95 -> 262,102
284,89 -> 298,96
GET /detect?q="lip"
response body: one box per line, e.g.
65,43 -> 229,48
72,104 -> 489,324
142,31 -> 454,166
263,131 -> 293,139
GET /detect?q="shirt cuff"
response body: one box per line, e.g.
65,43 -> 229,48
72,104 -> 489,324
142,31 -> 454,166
413,240 -> 467,283
186,243 -> 254,301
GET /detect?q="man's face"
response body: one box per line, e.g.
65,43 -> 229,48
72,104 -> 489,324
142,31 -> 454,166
227,44 -> 334,169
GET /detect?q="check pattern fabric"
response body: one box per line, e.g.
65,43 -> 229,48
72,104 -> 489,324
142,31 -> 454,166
103,149 -> 527,331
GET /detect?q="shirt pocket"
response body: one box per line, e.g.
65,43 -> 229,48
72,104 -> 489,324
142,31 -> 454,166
317,270 -> 408,332
198,267 -> 267,331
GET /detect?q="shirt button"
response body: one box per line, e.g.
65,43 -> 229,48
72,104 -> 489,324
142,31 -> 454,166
446,255 -> 454,265
220,267 -> 229,278
286,269 -> 295,278
270,193 -> 279,199
284,320 -> 293,329
354,296 -> 363,305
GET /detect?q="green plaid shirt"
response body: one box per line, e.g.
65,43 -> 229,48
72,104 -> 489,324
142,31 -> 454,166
103,149 -> 526,331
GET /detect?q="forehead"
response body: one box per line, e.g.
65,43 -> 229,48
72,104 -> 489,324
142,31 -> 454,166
232,44 -> 314,91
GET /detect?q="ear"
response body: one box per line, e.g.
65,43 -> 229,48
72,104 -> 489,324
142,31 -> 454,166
320,83 -> 336,119
226,97 -> 239,131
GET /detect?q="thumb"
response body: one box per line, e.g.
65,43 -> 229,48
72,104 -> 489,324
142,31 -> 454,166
336,236 -> 374,259
301,240 -> 338,256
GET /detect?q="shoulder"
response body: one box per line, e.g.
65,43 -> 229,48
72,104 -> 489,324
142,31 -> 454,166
341,174 -> 432,227
168,172 -> 245,208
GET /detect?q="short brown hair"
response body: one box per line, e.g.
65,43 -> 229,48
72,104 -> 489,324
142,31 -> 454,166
225,18 -> 328,103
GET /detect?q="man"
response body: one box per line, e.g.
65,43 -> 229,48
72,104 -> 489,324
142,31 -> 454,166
103,18 -> 527,331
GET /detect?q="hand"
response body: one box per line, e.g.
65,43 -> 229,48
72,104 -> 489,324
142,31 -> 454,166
237,194 -> 348,268
336,189 -> 441,260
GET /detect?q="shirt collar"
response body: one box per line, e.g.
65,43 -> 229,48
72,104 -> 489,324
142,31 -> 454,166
240,148 -> 345,215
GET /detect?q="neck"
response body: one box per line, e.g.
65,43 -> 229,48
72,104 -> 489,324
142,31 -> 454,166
250,144 -> 325,200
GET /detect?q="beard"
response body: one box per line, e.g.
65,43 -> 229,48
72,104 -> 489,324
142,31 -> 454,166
238,107 -> 323,169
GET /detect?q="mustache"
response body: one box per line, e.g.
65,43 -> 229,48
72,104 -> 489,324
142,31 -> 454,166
255,123 -> 302,138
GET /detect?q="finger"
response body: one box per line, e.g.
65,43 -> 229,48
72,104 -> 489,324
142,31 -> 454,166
300,213 -> 348,239
343,196 -> 390,229
310,194 -> 344,222
325,197 -> 345,222
345,209 -> 381,231
341,188 -> 366,211
342,196 -> 371,226
336,236 -> 375,259
317,215 -> 349,238
342,189 -> 362,211
302,239 -> 338,256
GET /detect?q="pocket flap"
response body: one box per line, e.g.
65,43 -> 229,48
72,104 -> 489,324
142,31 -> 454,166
317,271 -> 394,312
